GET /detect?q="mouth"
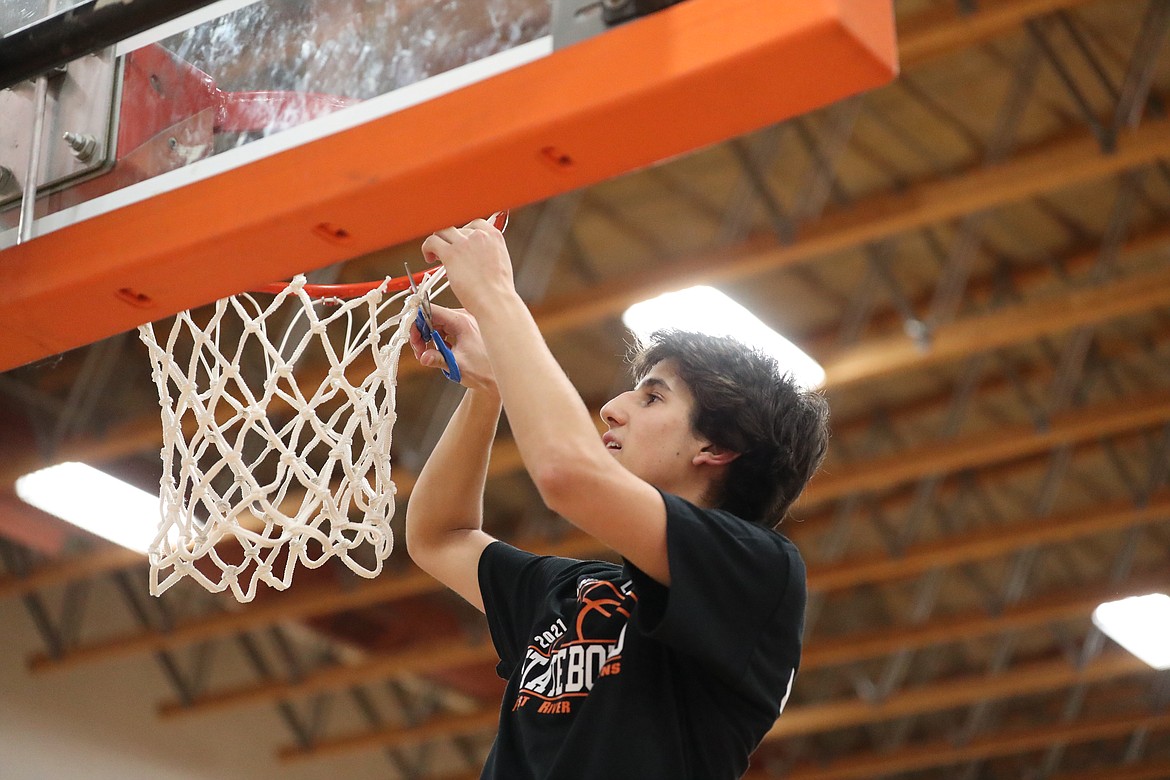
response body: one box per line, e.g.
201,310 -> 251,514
602,433 -> 622,452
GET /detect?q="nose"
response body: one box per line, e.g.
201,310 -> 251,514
600,393 -> 627,428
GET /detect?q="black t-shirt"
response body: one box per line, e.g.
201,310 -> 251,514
477,491 -> 806,780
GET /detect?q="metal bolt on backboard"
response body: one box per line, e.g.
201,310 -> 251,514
62,131 -> 99,162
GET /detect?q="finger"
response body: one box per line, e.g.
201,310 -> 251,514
429,307 -> 475,345
420,234 -> 446,265
408,321 -> 424,357
419,347 -> 442,368
464,217 -> 506,237
433,226 -> 464,242
425,304 -> 460,331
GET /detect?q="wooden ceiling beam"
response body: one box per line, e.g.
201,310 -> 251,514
0,496 -> 74,556
810,491 -> 1170,592
800,569 -> 1169,670
755,710 -> 1170,780
278,708 -> 500,764
799,438 -> 1152,550
0,545 -> 141,601
274,648 -> 1157,765
801,389 -> 1170,507
822,290 -> 1170,449
0,414 -> 160,490
764,651 -> 1153,740
25,568 -> 440,673
796,314 -> 1170,526
896,0 -> 1098,67
822,262 -> 1170,389
155,565 -> 1170,725
156,636 -> 499,719
802,223 -> 1170,357
1050,759 -> 1170,780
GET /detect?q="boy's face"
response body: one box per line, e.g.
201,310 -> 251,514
599,360 -> 711,495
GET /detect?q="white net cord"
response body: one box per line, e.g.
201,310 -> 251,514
138,270 -> 448,602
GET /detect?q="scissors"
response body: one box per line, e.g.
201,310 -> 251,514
406,262 -> 461,383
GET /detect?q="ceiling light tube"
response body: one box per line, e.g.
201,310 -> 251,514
622,285 -> 826,389
15,462 -> 160,554
1092,593 -> 1170,670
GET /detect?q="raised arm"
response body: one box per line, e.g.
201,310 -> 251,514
403,306 -> 501,612
422,223 -> 674,584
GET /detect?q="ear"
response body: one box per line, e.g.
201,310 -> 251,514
693,442 -> 740,467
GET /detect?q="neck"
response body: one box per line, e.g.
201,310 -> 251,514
663,469 -> 722,511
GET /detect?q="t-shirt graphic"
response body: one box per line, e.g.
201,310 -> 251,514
478,491 -> 808,780
513,577 -> 634,714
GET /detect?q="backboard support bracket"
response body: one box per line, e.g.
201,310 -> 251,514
0,49 -> 120,211
552,0 -> 687,50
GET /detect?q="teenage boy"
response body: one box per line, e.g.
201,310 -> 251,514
405,218 -> 829,779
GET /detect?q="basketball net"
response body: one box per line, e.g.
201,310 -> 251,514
137,268 -> 449,602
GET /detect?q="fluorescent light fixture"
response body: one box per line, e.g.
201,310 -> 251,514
16,462 -> 160,554
1092,593 -> 1170,670
622,285 -> 826,389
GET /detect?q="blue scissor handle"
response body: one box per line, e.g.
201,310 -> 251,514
415,309 -> 461,383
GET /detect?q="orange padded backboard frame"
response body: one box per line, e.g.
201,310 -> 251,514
0,0 -> 896,372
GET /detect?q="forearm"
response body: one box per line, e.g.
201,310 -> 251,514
475,293 -> 608,495
405,388 -> 501,547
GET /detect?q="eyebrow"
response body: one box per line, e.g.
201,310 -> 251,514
636,376 -> 671,393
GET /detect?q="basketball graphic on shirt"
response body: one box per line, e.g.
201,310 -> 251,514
575,579 -> 633,641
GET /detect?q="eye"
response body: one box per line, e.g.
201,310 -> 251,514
644,392 -> 661,405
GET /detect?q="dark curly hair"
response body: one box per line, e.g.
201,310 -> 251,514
629,330 -> 830,527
